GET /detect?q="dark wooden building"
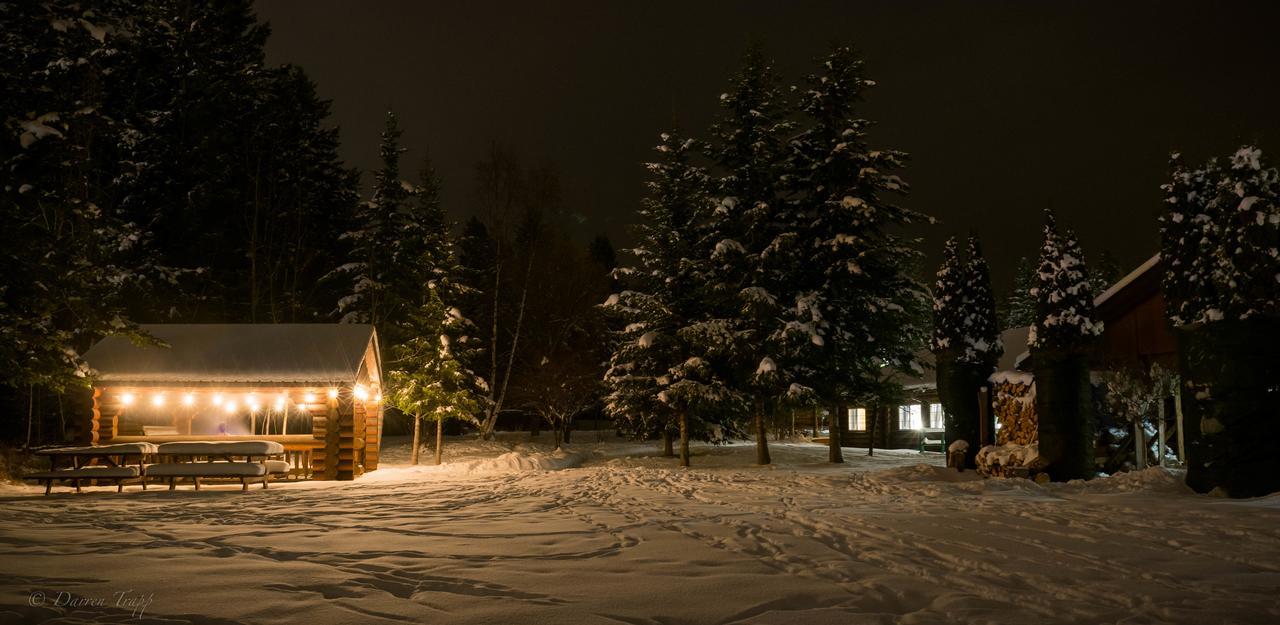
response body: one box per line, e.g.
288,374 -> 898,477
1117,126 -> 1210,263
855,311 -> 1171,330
1092,254 -> 1177,371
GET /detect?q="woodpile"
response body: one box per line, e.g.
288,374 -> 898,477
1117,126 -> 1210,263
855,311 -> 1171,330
990,371 -> 1037,445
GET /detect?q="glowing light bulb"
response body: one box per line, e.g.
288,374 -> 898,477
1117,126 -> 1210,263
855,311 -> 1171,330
211,393 -> 224,406
151,393 -> 165,407
224,400 -> 237,414
373,392 -> 382,404
182,393 -> 195,407
295,403 -> 306,412
246,394 -> 260,412
273,397 -> 285,412
327,388 -> 338,400
353,385 -> 369,401
120,392 -> 136,406
304,392 -> 317,403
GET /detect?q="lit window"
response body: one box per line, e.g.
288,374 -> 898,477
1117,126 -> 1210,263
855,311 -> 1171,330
898,404 -> 923,430
929,403 -> 945,429
848,407 -> 867,431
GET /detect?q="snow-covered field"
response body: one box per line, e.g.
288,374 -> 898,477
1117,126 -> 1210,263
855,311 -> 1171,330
1,434 -> 1278,625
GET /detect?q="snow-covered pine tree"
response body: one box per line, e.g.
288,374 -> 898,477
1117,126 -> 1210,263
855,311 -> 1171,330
385,153 -> 479,465
335,111 -> 426,349
930,235 -> 1002,465
787,44 -> 931,463
1000,256 -> 1038,330
386,289 -> 479,466
604,131 -> 739,467
706,44 -> 799,466
1160,146 -> 1280,497
930,238 -> 966,353
1029,209 -> 1102,481
0,1 -> 153,398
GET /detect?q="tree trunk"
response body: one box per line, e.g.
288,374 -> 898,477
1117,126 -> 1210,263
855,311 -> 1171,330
813,408 -> 820,437
411,415 -> 422,465
679,412 -> 690,467
435,417 -> 444,465
480,246 -> 536,440
25,384 -> 34,448
754,395 -> 771,465
828,402 -> 844,463
867,406 -> 877,457
563,419 -> 572,444
662,428 -> 674,457
1133,419 -> 1147,469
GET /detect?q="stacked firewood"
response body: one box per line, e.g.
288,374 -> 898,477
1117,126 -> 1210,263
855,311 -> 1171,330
990,372 -> 1036,445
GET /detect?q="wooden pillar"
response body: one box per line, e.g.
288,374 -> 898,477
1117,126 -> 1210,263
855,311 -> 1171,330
978,386 -> 991,447
313,392 -> 339,480
1174,389 -> 1186,464
364,393 -> 381,471
92,388 -> 118,444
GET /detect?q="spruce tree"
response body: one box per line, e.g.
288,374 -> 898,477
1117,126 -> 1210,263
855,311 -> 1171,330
335,112 -> 422,348
384,153 -> 479,465
1029,210 -> 1102,481
1001,256 -> 1038,329
930,235 -> 1002,465
1160,146 -> 1280,497
706,44 -> 797,466
604,131 -> 739,466
787,45 -> 931,463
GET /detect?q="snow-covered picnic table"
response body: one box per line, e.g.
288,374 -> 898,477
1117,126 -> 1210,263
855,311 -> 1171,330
25,441 -> 291,494
28,442 -> 158,494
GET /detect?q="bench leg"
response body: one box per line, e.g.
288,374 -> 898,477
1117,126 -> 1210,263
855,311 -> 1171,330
241,477 -> 248,491
117,481 -> 124,493
142,479 -> 147,491
169,477 -> 176,491
44,480 -> 51,496
73,479 -> 81,494
262,476 -> 268,490
193,477 -> 200,491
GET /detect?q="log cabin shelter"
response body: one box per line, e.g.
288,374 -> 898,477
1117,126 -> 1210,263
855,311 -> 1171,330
1092,254 -> 1177,371
835,326 -> 1031,451
79,324 -> 384,480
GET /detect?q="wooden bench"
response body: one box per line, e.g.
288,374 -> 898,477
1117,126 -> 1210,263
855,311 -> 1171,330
25,466 -> 146,494
150,441 -> 288,490
919,433 -> 946,453
27,443 -> 158,494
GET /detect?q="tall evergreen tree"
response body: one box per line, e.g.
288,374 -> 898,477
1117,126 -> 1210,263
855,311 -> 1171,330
787,45 -> 931,463
931,235 -> 1002,465
0,1 -> 153,399
1001,256 -> 1038,329
1160,146 -> 1280,497
706,44 -> 798,465
604,131 -> 739,466
1029,210 -> 1102,481
335,112 -> 424,349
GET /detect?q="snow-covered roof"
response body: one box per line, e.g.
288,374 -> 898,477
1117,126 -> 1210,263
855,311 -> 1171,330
83,324 -> 380,385
1093,253 -> 1160,309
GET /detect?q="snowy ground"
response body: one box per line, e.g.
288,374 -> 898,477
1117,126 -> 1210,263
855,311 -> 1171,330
1,435 -> 1278,625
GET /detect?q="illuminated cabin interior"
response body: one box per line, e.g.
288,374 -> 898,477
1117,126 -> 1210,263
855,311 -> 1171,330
79,324 -> 383,480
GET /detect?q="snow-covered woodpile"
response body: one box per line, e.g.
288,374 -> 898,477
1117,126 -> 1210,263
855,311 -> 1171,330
976,442 -> 1042,478
990,371 -> 1036,445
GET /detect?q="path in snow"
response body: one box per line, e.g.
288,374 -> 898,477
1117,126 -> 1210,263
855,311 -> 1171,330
0,437 -> 1277,625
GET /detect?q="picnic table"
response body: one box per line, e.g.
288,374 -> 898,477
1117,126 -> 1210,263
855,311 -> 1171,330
29,442 -> 158,494
25,441 -> 290,494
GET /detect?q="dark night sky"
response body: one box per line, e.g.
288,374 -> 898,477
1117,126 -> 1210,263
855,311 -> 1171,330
254,0 -> 1280,291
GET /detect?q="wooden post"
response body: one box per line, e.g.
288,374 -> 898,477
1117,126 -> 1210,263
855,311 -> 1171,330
1157,399 -> 1167,468
978,386 -> 991,447
1174,389 -> 1186,464
1134,419 -> 1147,469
